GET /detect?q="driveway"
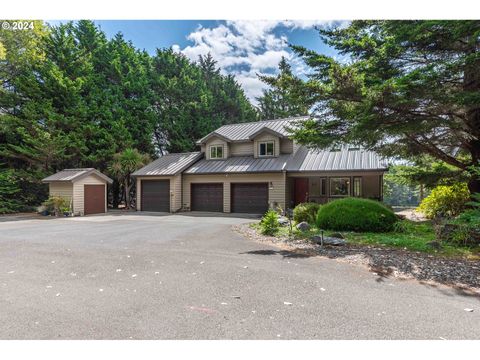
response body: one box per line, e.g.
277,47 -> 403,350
0,213 -> 478,339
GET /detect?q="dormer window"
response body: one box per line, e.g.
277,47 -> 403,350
209,145 -> 224,159
259,141 -> 274,157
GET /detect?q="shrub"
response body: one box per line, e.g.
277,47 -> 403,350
260,209 -> 280,236
417,183 -> 469,219
42,196 -> 68,216
441,193 -> 480,246
315,198 -> 397,232
293,202 -> 321,224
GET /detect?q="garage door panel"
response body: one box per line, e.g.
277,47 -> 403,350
84,184 -> 105,215
141,180 -> 170,212
191,183 -> 223,212
231,183 -> 268,214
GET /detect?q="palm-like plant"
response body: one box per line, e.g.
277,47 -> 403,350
109,148 -> 150,209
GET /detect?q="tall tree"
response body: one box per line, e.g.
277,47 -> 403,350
256,56 -> 310,120
289,21 -> 480,195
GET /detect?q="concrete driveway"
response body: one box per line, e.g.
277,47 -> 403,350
0,213 -> 478,339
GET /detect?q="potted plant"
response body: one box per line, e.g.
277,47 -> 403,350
42,196 -> 68,217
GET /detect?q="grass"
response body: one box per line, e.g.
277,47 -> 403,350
251,219 -> 480,259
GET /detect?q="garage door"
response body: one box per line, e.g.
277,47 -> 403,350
231,183 -> 269,214
84,184 -> 105,215
141,180 -> 170,212
191,183 -> 223,212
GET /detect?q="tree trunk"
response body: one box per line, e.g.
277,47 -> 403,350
124,179 -> 130,210
111,180 -> 120,209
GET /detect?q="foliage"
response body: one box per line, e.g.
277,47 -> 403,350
293,202 -> 321,224
289,21 -> 480,195
316,198 -> 397,232
256,57 -> 310,120
444,193 -> 480,245
0,169 -> 22,213
109,148 -> 150,209
42,195 -> 68,216
417,183 -> 470,219
260,209 -> 280,236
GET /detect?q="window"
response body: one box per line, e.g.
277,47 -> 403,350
320,178 -> 327,196
210,145 -> 223,159
353,177 -> 362,197
330,177 -> 350,197
259,141 -> 274,157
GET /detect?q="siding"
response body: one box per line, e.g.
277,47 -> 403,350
72,174 -> 106,215
182,172 -> 285,213
205,136 -> 229,160
253,133 -> 280,158
49,183 -> 74,210
135,175 -> 182,212
280,138 -> 293,154
230,142 -> 253,156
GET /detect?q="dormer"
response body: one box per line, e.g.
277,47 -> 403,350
197,133 -> 230,160
250,127 -> 285,158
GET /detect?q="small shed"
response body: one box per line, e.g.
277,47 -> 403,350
42,168 -> 113,216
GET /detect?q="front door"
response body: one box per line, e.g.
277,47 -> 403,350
294,178 -> 309,205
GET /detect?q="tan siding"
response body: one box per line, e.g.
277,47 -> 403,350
49,183 -> 74,211
183,172 -> 285,212
280,138 -> 293,154
72,174 -> 106,215
292,141 -> 301,154
253,133 -> 280,158
135,175 -> 182,212
205,136 -> 229,159
230,142 -> 253,156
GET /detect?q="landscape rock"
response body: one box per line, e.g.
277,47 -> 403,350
296,222 -> 310,232
277,216 -> 289,226
311,235 -> 347,246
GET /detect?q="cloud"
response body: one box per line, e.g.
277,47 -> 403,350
173,20 -> 347,103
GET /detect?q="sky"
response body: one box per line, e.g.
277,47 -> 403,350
48,20 -> 345,103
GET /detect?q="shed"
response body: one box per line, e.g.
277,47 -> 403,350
42,168 -> 113,216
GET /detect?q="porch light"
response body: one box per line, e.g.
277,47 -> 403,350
269,182 -> 274,189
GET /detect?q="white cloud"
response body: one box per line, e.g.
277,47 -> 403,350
174,20 -> 348,103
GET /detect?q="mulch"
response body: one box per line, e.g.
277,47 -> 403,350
234,224 -> 480,293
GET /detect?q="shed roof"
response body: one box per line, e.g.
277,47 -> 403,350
196,116 -> 308,144
286,146 -> 388,172
132,152 -> 203,177
184,154 -> 291,174
42,168 -> 113,184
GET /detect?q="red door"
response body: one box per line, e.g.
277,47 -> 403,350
84,184 -> 105,215
294,178 -> 309,205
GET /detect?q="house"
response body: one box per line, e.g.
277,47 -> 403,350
42,168 -> 113,216
132,116 -> 388,213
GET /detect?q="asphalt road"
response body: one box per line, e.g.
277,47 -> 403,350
0,213 -> 478,339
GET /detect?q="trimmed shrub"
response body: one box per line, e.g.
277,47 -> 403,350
293,202 -> 321,224
260,209 -> 280,236
417,183 -> 469,219
315,198 -> 397,232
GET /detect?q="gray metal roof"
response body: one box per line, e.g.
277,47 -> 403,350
42,168 -> 113,184
132,152 -> 203,176
184,154 -> 291,174
287,146 -> 388,172
196,116 -> 308,144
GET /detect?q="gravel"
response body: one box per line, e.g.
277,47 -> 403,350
235,224 -> 480,291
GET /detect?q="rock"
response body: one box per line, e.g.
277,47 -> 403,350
277,216 -> 289,226
464,308 -> 474,312
329,232 -> 345,239
426,241 -> 442,250
296,222 -> 310,232
311,235 -> 347,246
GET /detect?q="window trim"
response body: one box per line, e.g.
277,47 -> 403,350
258,141 -> 275,157
353,176 -> 362,197
329,177 -> 351,197
209,144 -> 224,159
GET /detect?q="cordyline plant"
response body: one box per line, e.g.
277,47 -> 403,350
286,20 -> 480,197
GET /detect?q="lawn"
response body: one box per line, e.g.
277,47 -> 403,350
253,220 -> 480,259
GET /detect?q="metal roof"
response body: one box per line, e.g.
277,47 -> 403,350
287,146 -> 388,172
132,152 -> 203,176
196,116 -> 308,144
184,154 -> 291,174
42,168 -> 113,184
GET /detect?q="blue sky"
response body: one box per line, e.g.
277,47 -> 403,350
48,20 -> 343,102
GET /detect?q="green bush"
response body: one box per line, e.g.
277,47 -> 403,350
445,193 -> 480,246
316,198 -> 397,232
260,209 -> 280,236
417,183 -> 470,219
42,196 -> 68,216
293,202 -> 321,224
